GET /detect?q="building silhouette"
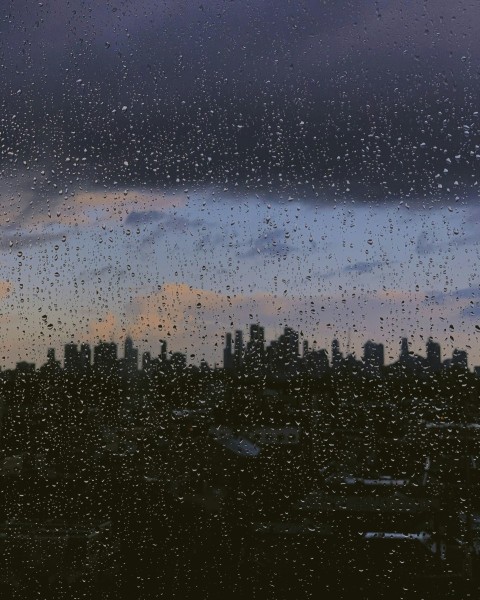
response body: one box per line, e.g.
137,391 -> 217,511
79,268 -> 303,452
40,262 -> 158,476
244,324 -> 266,372
93,342 -> 118,373
426,338 -> 441,372
363,341 -> 385,372
450,348 -> 468,371
64,342 -> 80,373
331,339 -> 343,372
124,336 -> 139,375
80,343 -> 91,371
400,337 -> 410,362
223,333 -> 234,371
234,330 -> 244,369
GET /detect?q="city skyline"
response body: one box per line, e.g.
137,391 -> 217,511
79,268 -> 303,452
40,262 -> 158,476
2,1 -> 480,597
11,326 -> 476,375
0,191 -> 479,369
0,1 -> 479,368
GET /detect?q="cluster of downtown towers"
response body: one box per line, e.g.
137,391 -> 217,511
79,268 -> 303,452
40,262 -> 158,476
21,324 -> 472,378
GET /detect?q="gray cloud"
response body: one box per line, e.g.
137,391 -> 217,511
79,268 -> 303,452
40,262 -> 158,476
125,210 -> 163,226
425,286 -> 480,305
0,228 -> 66,252
1,1 -> 480,199
460,303 -> 480,319
243,229 -> 294,258
417,228 -> 480,256
344,260 -> 383,275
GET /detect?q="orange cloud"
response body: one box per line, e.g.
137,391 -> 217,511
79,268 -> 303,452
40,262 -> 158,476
52,189 -> 188,227
87,312 -> 119,343
0,280 -> 13,299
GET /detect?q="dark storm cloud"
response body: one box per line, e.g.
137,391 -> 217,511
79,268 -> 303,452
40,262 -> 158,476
344,260 -> 383,275
416,227 -> 480,255
80,264 -> 128,282
2,0 -> 480,198
125,210 -> 163,226
424,286 -> 480,305
460,302 -> 480,319
243,228 -> 294,258
0,226 -> 66,251
125,210 -> 203,230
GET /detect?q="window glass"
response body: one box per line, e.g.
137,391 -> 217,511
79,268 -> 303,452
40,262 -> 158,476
0,2 -> 479,598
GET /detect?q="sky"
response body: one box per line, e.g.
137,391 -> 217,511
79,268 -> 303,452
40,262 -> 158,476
0,1 -> 480,368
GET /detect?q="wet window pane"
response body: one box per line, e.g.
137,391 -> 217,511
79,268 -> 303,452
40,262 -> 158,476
0,2 -> 479,599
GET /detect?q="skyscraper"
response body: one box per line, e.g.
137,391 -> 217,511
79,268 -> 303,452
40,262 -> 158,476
245,324 -> 265,373
42,348 -> 61,375
363,341 -> 385,370
124,336 -> 138,375
223,332 -> 234,371
64,343 -> 81,373
93,342 -> 118,373
400,337 -> 410,362
80,344 -> 91,372
451,348 -> 468,371
160,340 -> 167,363
283,327 -> 299,359
331,339 -> 343,371
249,323 -> 265,345
426,338 -> 441,372
142,351 -> 152,372
234,330 -> 244,369
303,340 -> 309,356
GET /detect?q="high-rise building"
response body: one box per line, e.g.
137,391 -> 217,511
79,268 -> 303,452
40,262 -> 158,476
363,341 -> 385,370
160,340 -> 167,362
170,352 -> 186,371
234,330 -> 244,369
277,327 -> 299,374
16,361 -> 35,374
64,342 -> 80,372
283,327 -> 299,358
400,337 -> 410,362
249,323 -> 265,344
451,348 -> 468,371
142,351 -> 152,372
79,344 -> 91,372
43,348 -> 61,375
93,342 -> 118,373
426,338 -> 441,372
331,339 -> 343,371
244,324 -> 265,373
305,348 -> 329,377
223,332 -> 234,371
124,336 -> 138,375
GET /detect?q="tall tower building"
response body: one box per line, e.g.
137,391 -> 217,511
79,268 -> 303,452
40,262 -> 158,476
234,330 -> 244,369
249,323 -> 265,345
64,342 -> 80,372
94,342 -> 118,373
331,339 -> 343,371
223,332 -> 234,371
160,340 -> 167,363
80,343 -> 91,372
400,337 -> 409,360
124,336 -> 138,374
245,324 -> 265,373
426,338 -> 441,372
303,340 -> 309,356
363,341 -> 385,370
451,348 -> 468,371
142,351 -> 152,372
